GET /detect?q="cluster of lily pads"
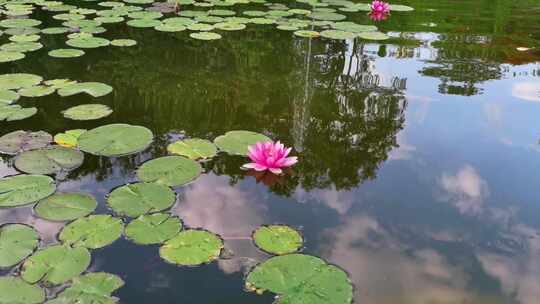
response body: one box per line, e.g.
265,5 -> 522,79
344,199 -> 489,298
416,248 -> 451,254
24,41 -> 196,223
0,73 -> 113,122
0,0 -> 414,63
0,125 -> 352,303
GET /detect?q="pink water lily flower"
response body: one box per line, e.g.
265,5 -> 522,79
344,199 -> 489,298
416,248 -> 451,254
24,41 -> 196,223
371,0 -> 390,13
242,141 -> 298,175
369,11 -> 389,21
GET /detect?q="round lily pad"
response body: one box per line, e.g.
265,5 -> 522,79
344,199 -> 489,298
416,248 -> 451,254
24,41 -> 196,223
0,50 -> 25,62
62,104 -> 113,121
159,230 -> 223,266
95,16 -> 125,23
126,18 -> 162,28
4,27 -> 40,36
59,215 -> 124,249
0,175 -> 55,207
78,123 -> 153,157
0,105 -> 37,121
137,156 -> 202,187
0,90 -> 19,104
125,213 -> 182,245
110,39 -> 137,46
155,23 -> 186,32
187,23 -> 214,31
53,129 -> 86,148
215,22 -> 246,31
35,192 -> 97,221
107,182 -> 176,217
167,138 -> 217,160
0,224 -> 39,267
0,73 -> 43,90
391,4 -> 414,12
0,19 -> 41,28
246,254 -> 353,304
253,225 -> 303,255
14,146 -> 84,175
0,277 -> 45,304
42,27 -> 70,34
332,22 -> 377,33
190,31 -> 221,40
357,31 -> 390,40
66,37 -> 110,48
293,30 -> 320,37
214,130 -> 271,156
128,11 -> 162,19
58,82 -> 113,97
21,245 -> 91,285
47,272 -> 124,304
310,12 -> 346,21
0,42 -> 43,52
250,18 -> 275,25
0,130 -> 52,155
320,29 -> 356,40
18,85 -> 55,97
48,48 -> 85,58
9,34 -> 40,42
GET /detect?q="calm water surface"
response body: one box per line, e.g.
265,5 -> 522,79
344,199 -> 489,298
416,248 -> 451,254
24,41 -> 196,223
2,0 -> 540,303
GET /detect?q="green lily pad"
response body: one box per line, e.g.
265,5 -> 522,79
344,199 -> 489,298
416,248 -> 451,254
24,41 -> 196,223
0,224 -> 39,267
243,10 -> 266,17
250,18 -> 275,25
78,123 -> 153,157
125,213 -> 182,245
9,34 -> 40,42
0,90 -> 19,104
66,37 -> 110,48
0,130 -> 52,155
0,73 -> 43,90
0,174 -> 55,207
94,16 -> 125,23
0,105 -> 37,121
320,29 -> 356,40
214,22 -> 246,31
4,27 -> 40,36
67,32 -> 94,39
44,79 -> 78,89
62,104 -> 113,121
159,230 -> 223,266
293,30 -> 320,37
187,23 -> 215,31
0,50 -> 25,63
253,225 -> 303,255
310,12 -> 346,21
107,182 -> 176,217
126,18 -> 162,28
0,42 -> 42,52
0,277 -> 45,304
14,146 -> 84,175
79,26 -> 107,34
163,17 -> 196,26
277,25 -> 299,31
246,254 -> 353,304
390,4 -> 414,12
136,156 -> 202,187
332,22 -> 377,33
18,85 -> 55,97
54,129 -> 86,148
59,215 -> 124,249
58,82 -> 113,97
208,9 -> 235,16
110,39 -> 137,46
53,13 -> 85,21
155,23 -> 186,32
64,20 -> 102,28
167,138 -> 217,160
128,11 -> 162,19
0,19 -> 41,28
21,245 -> 91,285
42,27 -> 70,34
35,192 -> 97,221
214,130 -> 271,156
48,48 -> 85,58
357,31 -> 390,40
46,272 -> 124,304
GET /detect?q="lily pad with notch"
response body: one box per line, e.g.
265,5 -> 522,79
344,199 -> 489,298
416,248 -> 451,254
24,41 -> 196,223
78,123 -> 153,157
62,104 -> 113,121
59,214 -> 124,249
35,192 -> 97,221
58,82 -> 113,97
54,129 -> 86,148
136,156 -> 202,187
253,225 -> 303,255
159,229 -> 223,266
167,138 -> 217,160
46,272 -> 124,304
0,130 -> 52,155
125,213 -> 182,245
107,182 -> 176,217
214,130 -> 271,156
14,146 -> 84,175
0,277 -> 45,304
0,224 -> 39,268
0,174 -> 55,207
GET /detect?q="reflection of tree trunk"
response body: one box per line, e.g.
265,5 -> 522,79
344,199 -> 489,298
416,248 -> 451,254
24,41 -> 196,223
292,36 -> 312,153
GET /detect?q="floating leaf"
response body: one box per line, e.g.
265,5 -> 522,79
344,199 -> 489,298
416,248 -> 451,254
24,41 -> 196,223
246,254 -> 353,304
332,22 -> 377,33
159,230 -> 223,266
21,245 -> 91,285
44,79 -> 78,89
126,18 -> 162,28
35,192 -> 97,221
66,37 -> 110,48
0,224 -> 39,267
0,51 -> 25,63
42,27 -> 70,34
0,73 -> 43,90
95,16 -> 125,23
294,30 -> 320,37
78,123 -> 153,157
0,130 -> 52,155
0,175 -> 55,207
48,48 -> 85,58
0,19 -> 42,28
0,90 -> 19,105
187,23 -> 215,31
14,146 -> 84,175
9,34 -> 40,42
167,138 -> 217,160
356,31 -> 390,40
110,39 -> 137,46
58,82 -> 113,97
127,11 -> 162,19
4,27 -> 40,36
320,29 -> 356,40
53,129 -> 86,148
214,22 -> 246,31
18,85 -> 55,97
125,213 -> 182,245
253,225 -> 303,255
0,277 -> 45,304
214,130 -> 271,156
107,182 -> 176,217
0,105 -> 37,121
62,104 -> 113,121
0,42 -> 43,53
46,272 -> 124,304
59,215 -> 124,249
390,4 -> 414,12
310,12 -> 346,21
137,156 -> 202,187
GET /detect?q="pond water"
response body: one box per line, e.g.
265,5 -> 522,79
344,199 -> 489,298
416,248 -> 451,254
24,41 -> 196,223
1,0 -> 540,303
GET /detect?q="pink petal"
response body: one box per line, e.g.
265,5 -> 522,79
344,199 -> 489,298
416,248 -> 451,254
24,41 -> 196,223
253,164 -> 268,171
242,163 -> 258,169
269,167 -> 282,175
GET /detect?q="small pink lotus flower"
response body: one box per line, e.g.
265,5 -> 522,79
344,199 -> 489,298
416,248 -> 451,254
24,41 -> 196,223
369,11 -> 389,21
242,141 -> 298,175
371,0 -> 390,14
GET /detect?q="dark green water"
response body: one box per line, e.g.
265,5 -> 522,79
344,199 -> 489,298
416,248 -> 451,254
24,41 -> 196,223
2,0 -> 540,303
